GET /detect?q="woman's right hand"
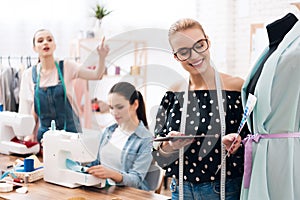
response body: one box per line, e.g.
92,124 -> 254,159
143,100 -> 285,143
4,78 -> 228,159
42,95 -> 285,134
86,165 -> 123,183
163,131 -> 194,151
222,133 -> 241,154
24,134 -> 35,142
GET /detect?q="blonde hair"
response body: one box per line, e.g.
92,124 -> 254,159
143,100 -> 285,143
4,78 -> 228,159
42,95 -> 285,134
168,18 -> 207,40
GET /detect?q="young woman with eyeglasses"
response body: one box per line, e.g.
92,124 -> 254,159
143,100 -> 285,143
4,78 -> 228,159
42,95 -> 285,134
152,18 -> 249,200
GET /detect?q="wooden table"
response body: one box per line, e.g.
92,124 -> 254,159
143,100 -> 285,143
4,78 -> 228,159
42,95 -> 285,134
0,154 -> 170,200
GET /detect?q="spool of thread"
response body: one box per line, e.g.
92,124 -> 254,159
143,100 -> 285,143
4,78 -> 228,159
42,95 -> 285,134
24,159 -> 34,172
24,174 -> 29,186
130,66 -> 140,75
115,66 -> 121,75
51,120 -> 56,131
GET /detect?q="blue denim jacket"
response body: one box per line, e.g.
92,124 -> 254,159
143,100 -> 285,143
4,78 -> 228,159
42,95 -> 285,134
90,121 -> 153,190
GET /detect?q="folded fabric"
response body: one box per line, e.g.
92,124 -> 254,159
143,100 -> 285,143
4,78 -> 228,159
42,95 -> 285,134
65,158 -> 88,174
1,170 -> 17,179
11,137 -> 38,148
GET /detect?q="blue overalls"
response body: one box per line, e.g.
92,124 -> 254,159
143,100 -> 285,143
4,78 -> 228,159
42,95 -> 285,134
32,61 -> 82,143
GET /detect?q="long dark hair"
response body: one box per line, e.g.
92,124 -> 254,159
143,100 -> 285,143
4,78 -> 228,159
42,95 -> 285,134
109,82 -> 148,128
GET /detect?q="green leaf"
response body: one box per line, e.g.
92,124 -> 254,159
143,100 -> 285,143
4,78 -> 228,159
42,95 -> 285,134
92,4 -> 112,19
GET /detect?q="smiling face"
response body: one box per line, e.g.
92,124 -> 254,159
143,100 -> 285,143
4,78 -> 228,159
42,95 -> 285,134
108,93 -> 138,126
33,30 -> 56,58
170,27 -> 211,75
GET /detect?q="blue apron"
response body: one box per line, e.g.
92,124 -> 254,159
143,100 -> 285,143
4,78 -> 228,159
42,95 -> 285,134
32,60 -> 82,143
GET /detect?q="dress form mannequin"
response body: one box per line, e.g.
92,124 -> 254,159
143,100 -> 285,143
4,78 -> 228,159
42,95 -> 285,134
246,13 -> 298,98
240,13 -> 300,200
246,13 -> 298,130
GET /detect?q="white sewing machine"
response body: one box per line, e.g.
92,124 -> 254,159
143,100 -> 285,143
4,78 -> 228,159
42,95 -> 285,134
43,129 -> 106,188
0,111 -> 40,155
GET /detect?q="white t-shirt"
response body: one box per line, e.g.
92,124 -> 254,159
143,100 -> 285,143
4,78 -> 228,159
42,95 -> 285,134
18,59 -> 80,115
100,127 -> 132,185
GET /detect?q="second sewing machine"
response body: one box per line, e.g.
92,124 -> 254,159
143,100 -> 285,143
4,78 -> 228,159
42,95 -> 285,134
0,111 -> 40,155
43,126 -> 106,188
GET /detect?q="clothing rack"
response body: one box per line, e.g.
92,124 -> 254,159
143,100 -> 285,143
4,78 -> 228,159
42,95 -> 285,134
0,56 -> 79,60
0,56 -> 38,60
0,56 -> 79,68
0,56 -> 38,68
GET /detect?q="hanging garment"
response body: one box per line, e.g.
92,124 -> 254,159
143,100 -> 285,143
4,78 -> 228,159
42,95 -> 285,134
0,66 -> 19,111
73,78 -> 92,128
0,64 -> 3,109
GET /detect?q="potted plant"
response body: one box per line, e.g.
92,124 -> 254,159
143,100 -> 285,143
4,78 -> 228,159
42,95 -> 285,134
93,4 -> 112,20
91,4 -> 112,38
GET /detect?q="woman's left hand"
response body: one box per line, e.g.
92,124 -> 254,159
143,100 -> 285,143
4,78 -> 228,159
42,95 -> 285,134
222,133 -> 242,154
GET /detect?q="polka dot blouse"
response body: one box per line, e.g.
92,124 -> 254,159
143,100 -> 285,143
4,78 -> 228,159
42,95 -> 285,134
153,90 -> 249,184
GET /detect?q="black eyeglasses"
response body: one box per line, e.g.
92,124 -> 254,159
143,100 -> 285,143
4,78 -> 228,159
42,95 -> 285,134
174,39 -> 209,61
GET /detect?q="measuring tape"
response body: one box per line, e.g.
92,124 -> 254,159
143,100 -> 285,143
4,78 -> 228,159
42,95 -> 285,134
178,68 -> 226,200
178,76 -> 189,200
215,70 -> 226,200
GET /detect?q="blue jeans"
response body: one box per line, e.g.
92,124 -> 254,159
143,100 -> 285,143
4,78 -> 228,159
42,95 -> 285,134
170,177 -> 242,200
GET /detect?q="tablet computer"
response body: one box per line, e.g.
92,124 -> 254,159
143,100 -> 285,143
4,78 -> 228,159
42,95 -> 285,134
153,135 -> 216,142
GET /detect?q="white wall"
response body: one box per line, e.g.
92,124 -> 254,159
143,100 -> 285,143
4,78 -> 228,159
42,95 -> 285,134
0,0 -> 197,59
1,0 -> 298,130
0,0 -> 89,59
0,0 -> 198,128
195,0 -> 299,78
1,0 -> 297,74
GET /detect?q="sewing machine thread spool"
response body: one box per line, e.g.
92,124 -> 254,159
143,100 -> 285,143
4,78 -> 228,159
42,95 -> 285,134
130,65 -> 140,75
115,66 -> 120,75
24,159 -> 34,172
51,120 -> 56,131
24,174 -> 29,186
